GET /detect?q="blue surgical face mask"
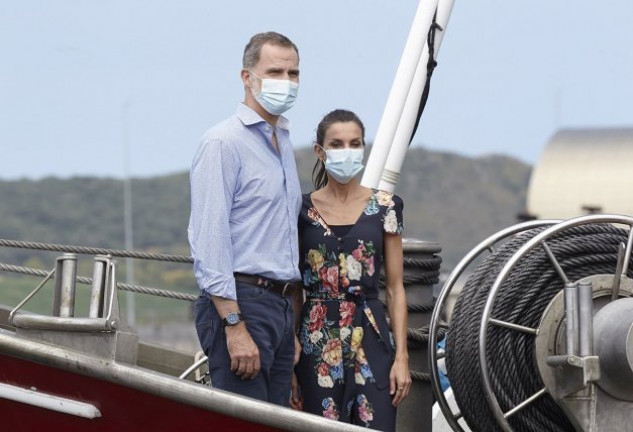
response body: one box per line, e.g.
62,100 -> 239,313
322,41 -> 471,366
319,146 -> 365,184
250,72 -> 299,116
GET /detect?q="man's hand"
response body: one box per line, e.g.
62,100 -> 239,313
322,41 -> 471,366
210,295 -> 260,379
225,323 -> 260,380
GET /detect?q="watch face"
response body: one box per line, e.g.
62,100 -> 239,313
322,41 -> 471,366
226,313 -> 240,325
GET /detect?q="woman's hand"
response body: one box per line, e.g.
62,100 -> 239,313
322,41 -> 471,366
389,355 -> 412,407
294,334 -> 302,365
383,231 -> 411,406
290,372 -> 303,410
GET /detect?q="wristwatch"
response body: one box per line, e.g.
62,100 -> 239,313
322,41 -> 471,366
222,312 -> 243,327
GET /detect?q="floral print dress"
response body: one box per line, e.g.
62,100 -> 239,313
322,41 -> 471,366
296,189 -> 404,431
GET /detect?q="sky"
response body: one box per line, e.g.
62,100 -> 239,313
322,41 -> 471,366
1,0 -> 632,180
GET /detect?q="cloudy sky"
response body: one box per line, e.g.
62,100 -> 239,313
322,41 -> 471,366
1,0 -> 632,179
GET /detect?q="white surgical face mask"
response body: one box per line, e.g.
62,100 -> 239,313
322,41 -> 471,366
250,72 -> 299,116
320,147 -> 365,184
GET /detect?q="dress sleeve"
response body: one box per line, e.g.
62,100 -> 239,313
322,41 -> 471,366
383,193 -> 404,235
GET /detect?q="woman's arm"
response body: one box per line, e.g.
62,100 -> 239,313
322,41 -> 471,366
292,287 -> 304,360
290,237 -> 305,410
384,232 -> 412,406
294,237 -> 306,352
290,286 -> 305,410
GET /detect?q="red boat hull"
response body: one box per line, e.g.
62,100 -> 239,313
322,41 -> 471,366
0,353 -> 280,432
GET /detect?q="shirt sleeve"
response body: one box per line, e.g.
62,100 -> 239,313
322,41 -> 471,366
188,136 -> 239,300
383,194 -> 404,235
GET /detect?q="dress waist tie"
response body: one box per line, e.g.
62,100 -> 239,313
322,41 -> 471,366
306,286 -> 387,348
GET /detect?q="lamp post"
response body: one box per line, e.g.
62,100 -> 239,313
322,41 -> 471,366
122,100 -> 136,328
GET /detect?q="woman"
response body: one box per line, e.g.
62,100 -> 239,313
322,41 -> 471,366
293,109 -> 411,431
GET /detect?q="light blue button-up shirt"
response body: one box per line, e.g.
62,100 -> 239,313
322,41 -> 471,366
188,103 -> 302,300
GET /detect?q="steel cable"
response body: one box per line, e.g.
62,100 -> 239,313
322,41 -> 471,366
0,238 -> 193,263
1,239 -> 442,382
0,262 -> 197,301
446,224 -> 633,432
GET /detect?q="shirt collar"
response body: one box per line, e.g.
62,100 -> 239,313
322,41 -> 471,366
236,103 -> 290,131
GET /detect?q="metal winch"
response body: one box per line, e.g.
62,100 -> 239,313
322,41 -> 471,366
430,214 -> 633,431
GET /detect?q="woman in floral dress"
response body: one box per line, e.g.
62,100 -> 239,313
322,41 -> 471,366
292,109 -> 411,431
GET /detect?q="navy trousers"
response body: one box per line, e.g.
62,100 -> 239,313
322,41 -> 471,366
194,282 -> 295,406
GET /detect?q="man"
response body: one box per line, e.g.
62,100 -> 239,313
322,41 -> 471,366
188,32 -> 302,406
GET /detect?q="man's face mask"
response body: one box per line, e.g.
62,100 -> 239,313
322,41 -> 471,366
250,72 -> 299,116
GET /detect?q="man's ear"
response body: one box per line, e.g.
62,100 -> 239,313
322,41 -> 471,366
241,69 -> 252,88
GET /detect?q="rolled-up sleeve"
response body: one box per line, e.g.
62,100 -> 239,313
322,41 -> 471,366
188,137 -> 240,300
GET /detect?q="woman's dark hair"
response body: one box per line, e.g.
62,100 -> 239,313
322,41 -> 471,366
312,109 -> 366,190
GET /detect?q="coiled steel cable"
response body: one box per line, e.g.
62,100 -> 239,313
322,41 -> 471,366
446,224 -> 633,432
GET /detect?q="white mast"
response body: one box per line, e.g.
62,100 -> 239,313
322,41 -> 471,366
378,0 -> 455,192
361,0 -> 440,189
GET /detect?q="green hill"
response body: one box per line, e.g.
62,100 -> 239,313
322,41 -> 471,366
0,147 -> 530,271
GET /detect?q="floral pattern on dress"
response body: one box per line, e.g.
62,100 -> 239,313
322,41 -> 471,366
301,300 -> 377,388
357,394 -> 375,426
307,206 -> 332,237
307,189 -> 403,237
304,240 -> 375,290
322,397 -> 340,420
301,238 -> 386,387
375,191 -> 404,234
362,304 -> 382,340
364,194 -> 380,216
354,346 -> 375,385
375,190 -> 395,207
303,244 -> 338,292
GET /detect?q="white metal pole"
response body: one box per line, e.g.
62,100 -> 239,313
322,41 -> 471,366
122,100 -> 136,328
361,0 -> 440,189
378,0 -> 455,192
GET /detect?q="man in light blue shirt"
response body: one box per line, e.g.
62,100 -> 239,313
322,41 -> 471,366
188,32 -> 302,406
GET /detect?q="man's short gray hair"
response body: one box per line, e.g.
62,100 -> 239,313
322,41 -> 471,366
242,32 -> 299,69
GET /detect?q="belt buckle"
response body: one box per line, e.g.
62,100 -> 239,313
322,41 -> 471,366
281,282 -> 292,297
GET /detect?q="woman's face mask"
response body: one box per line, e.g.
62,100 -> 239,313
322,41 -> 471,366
319,145 -> 365,184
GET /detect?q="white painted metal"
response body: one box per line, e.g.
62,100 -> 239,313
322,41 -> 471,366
527,128 -> 633,219
0,382 -> 101,419
378,0 -> 456,192
361,0 -> 440,189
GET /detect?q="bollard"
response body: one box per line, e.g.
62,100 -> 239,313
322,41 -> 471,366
89,255 -> 109,318
52,253 -> 78,317
381,239 -> 441,432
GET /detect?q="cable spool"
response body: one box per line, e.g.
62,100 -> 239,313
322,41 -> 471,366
431,216 -> 633,432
